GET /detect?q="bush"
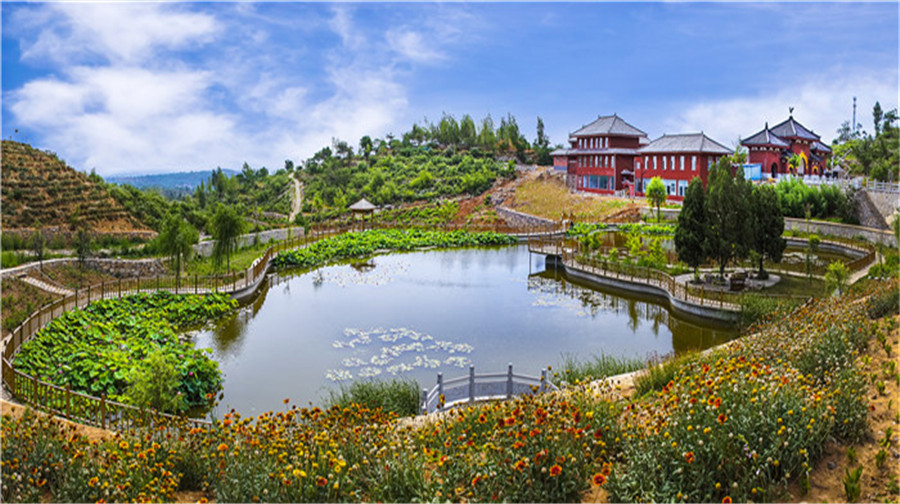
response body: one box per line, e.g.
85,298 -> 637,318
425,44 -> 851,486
327,378 -> 421,417
865,281 -> 899,319
124,350 -> 187,413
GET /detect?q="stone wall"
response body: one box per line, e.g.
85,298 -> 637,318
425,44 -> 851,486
864,189 -> 899,225
783,217 -> 894,247
495,206 -> 558,229
193,226 -> 306,257
1,257 -> 166,279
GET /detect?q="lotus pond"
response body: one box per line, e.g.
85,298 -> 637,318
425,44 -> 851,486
193,244 -> 737,416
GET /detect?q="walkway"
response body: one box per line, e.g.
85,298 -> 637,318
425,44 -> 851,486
19,275 -> 74,296
288,176 -> 303,223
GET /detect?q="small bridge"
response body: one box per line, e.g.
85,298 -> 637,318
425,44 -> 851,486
421,364 -> 557,414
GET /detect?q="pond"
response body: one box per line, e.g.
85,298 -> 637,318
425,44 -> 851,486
193,245 -> 738,416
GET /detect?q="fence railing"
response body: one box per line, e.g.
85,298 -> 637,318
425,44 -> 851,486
2,221 -> 565,430
422,364 -> 556,414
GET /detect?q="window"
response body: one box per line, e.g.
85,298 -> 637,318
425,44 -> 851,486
691,155 -> 697,171
663,156 -> 667,170
653,156 -> 658,170
671,156 -> 675,170
644,156 -> 649,168
604,137 -> 609,148
612,155 -> 616,168
680,155 -> 685,171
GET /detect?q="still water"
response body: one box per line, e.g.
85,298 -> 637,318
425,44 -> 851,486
193,245 -> 737,416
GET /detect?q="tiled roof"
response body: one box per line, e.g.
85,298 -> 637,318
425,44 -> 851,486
741,126 -> 791,147
349,198 -> 376,211
769,116 -> 820,141
549,148 -> 571,156
638,133 -> 732,155
811,140 -> 832,153
570,114 -> 647,138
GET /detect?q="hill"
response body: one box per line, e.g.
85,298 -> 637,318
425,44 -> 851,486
1,141 -> 154,238
106,169 -> 238,192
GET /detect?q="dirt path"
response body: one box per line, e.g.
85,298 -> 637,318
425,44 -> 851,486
288,175 -> 303,223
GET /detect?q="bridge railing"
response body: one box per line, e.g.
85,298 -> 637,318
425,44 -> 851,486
422,364 -> 556,414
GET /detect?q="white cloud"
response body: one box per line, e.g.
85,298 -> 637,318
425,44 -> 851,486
387,30 -> 446,64
13,3 -> 218,65
662,71 -> 899,148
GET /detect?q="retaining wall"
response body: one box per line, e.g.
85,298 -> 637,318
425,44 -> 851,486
193,227 -> 306,257
495,206 -> 558,229
1,257 -> 166,279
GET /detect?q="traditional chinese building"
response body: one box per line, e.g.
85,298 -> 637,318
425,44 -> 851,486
632,133 -> 732,199
741,115 -> 832,179
550,114 -> 648,193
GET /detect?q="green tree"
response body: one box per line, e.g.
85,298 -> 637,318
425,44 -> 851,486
825,261 -> 850,296
74,227 -> 93,272
748,184 -> 786,279
705,159 -> 750,278
873,101 -> 884,136
359,136 -> 373,162
210,204 -> 245,274
158,213 -> 199,287
30,226 -> 46,273
674,178 -> 707,274
645,177 -> 667,222
459,114 -> 477,148
124,350 -> 186,414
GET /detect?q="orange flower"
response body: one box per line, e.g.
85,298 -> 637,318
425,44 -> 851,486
478,414 -> 487,424
217,443 -> 228,452
549,464 -> 562,477
592,473 -> 607,486
514,459 -> 527,471
717,414 -> 728,424
722,497 -> 732,503
316,476 -> 328,487
472,476 -> 481,486
684,451 -> 695,464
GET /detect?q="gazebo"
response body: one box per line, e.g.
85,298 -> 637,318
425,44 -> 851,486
349,198 -> 377,229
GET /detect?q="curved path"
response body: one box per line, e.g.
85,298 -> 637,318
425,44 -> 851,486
288,176 -> 303,223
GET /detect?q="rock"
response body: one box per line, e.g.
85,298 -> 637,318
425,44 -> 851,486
827,461 -> 837,470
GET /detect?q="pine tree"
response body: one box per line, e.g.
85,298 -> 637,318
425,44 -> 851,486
748,184 -> 785,279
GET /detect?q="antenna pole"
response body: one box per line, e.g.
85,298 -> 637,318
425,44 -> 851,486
852,96 -> 857,136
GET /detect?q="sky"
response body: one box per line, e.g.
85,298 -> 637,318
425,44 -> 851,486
1,2 -> 897,176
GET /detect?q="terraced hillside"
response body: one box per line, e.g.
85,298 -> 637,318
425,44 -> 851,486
1,141 -> 154,238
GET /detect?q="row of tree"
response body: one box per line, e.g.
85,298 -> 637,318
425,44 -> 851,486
674,159 -> 786,279
833,101 -> 899,182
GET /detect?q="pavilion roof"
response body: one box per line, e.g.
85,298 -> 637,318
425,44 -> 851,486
349,198 -> 377,212
741,125 -> 791,148
811,140 -> 832,153
570,114 -> 647,138
638,133 -> 732,155
769,116 -> 820,141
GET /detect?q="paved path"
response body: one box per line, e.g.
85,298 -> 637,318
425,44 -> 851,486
19,275 -> 74,296
288,176 -> 303,223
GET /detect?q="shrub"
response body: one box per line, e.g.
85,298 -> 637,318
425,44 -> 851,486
865,281 -> 900,319
124,350 -> 187,413
327,378 -> 421,417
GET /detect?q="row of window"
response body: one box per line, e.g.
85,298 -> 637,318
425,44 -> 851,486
577,155 -> 616,168
577,136 -> 609,149
578,175 -> 614,191
636,178 -> 689,197
635,155 -> 723,172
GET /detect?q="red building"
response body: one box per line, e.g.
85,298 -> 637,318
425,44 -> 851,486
632,133 -> 732,199
550,114 -> 648,193
741,116 -> 832,179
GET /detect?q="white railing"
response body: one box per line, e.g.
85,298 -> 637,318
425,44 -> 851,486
422,364 -> 556,414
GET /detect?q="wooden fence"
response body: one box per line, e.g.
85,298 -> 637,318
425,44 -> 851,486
422,364 -> 557,414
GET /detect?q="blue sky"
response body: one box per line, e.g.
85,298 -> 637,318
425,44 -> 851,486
2,2 -> 897,176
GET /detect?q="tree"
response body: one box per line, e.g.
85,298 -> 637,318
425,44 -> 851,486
674,178 -> 707,274
535,116 -> 552,166
873,101 -> 884,136
359,136 -> 373,162
825,261 -> 849,296
459,115 -> 477,148
159,213 -> 199,287
705,159 -> 750,278
74,227 -> 92,271
645,177 -> 667,222
210,204 -> 245,274
30,226 -> 46,273
747,185 -> 786,279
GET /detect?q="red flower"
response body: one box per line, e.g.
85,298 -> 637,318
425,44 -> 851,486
722,497 -> 732,503
684,451 -> 695,464
594,429 -> 604,440
549,464 -> 562,477
592,473 -> 607,486
316,476 -> 328,487
717,413 -> 728,424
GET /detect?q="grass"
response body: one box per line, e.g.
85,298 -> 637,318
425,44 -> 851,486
326,378 -> 422,417
1,278 -> 61,334
511,174 -> 632,221
184,240 -> 273,276
633,350 -> 699,396
554,352 -> 646,386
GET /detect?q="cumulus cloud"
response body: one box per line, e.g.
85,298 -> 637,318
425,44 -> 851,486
661,71 -> 899,148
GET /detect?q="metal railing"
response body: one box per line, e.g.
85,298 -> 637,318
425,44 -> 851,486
422,364 -> 556,414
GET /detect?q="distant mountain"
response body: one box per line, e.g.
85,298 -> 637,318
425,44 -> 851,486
106,169 -> 238,191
